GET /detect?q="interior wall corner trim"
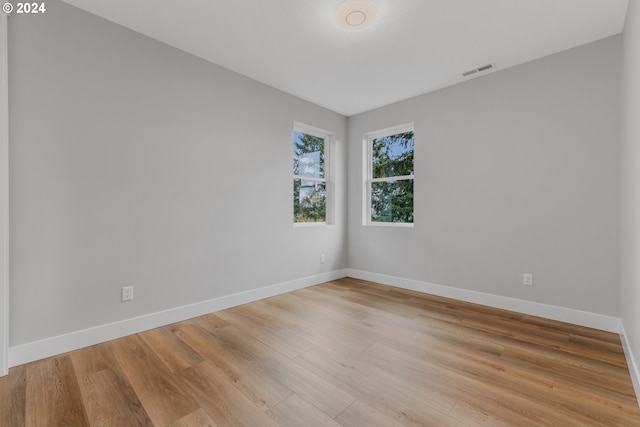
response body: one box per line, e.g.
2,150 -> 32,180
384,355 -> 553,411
0,12 -> 10,377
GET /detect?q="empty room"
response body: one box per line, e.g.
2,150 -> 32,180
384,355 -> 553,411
1,0 -> 640,425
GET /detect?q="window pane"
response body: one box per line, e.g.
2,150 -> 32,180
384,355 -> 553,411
294,131 -> 325,178
294,179 -> 326,222
371,180 -> 414,223
372,131 -> 414,178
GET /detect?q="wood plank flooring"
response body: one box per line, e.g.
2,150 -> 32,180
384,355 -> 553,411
0,277 -> 638,426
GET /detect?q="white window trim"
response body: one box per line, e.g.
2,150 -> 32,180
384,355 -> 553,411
293,122 -> 334,226
293,221 -> 327,228
363,123 -> 415,227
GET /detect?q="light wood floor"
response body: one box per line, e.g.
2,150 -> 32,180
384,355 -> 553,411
0,278 -> 638,426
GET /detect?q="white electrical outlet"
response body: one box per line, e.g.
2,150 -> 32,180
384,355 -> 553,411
523,274 -> 533,286
320,254 -> 326,264
121,286 -> 134,301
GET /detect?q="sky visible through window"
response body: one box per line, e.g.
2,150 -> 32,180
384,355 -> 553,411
370,130 -> 414,223
294,130 -> 326,223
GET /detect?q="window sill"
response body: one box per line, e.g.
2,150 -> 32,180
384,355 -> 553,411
365,222 -> 414,228
294,222 -> 328,228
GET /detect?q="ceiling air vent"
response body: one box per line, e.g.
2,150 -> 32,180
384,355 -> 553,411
462,63 -> 495,78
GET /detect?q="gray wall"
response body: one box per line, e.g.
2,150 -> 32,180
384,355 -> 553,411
347,36 -> 621,316
8,0 -> 347,346
7,0 -> 625,353
621,0 -> 640,386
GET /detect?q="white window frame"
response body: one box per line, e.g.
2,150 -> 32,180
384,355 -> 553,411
363,123 -> 415,227
293,122 -> 334,226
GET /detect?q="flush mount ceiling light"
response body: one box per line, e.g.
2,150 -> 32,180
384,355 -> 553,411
336,0 -> 377,31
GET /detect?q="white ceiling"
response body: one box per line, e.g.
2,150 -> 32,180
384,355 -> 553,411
60,0 -> 629,116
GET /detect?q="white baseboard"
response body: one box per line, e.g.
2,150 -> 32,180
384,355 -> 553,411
8,269 -> 347,367
8,268 -> 628,372
345,269 -> 622,333
620,323 -> 640,407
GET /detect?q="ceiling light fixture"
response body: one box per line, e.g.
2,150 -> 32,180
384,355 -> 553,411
336,0 -> 377,31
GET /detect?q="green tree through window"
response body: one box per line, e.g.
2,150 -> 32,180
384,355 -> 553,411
369,129 -> 414,223
293,130 -> 327,223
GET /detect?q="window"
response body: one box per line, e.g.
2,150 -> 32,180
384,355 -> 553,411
293,124 -> 331,224
365,124 -> 414,225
